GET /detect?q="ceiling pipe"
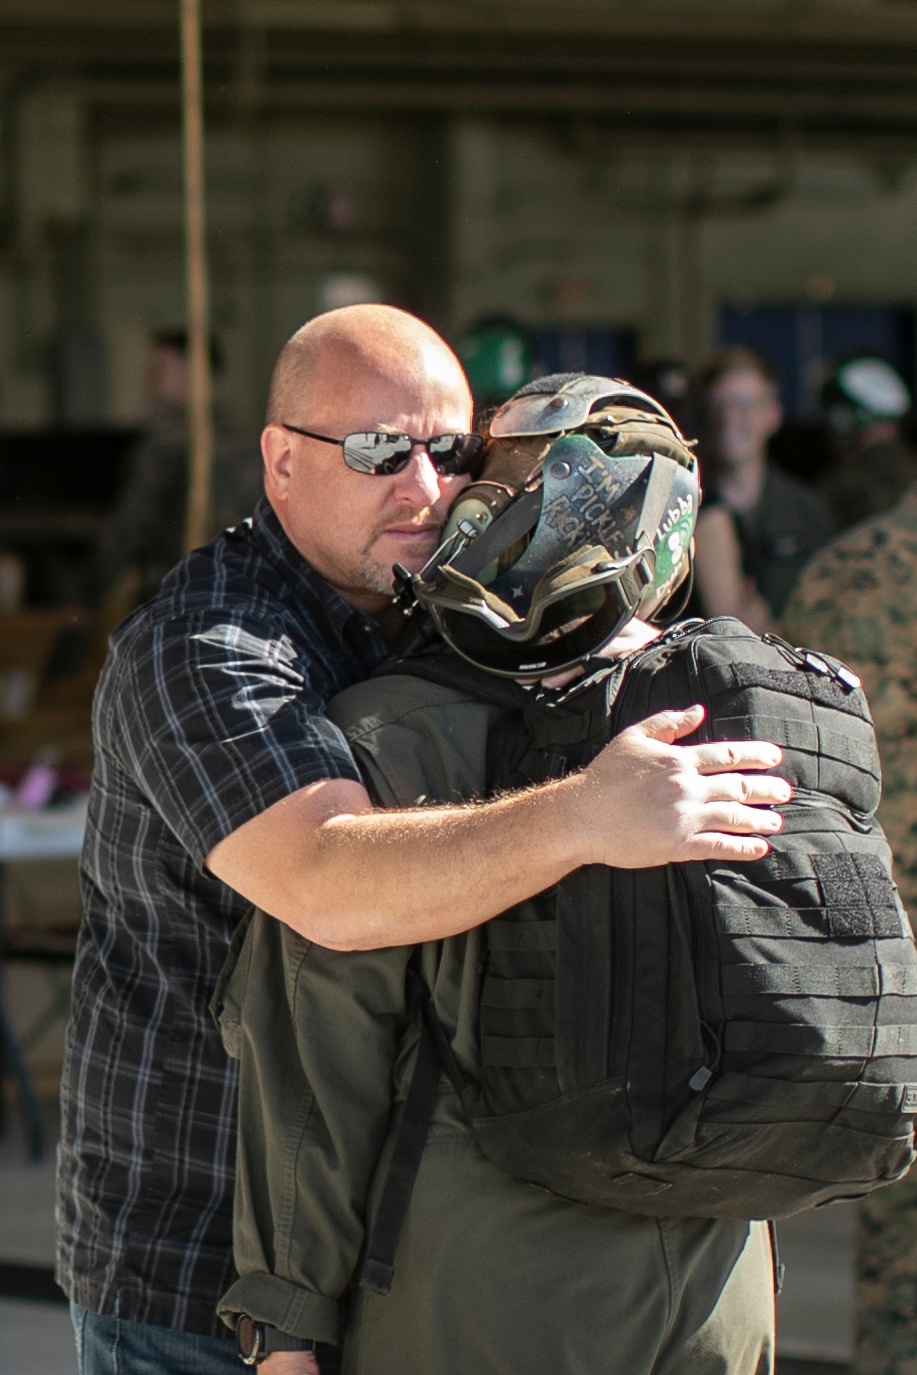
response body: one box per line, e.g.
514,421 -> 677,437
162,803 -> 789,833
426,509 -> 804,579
179,0 -> 214,554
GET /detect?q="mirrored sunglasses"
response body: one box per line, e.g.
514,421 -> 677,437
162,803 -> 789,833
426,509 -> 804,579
281,424 -> 484,477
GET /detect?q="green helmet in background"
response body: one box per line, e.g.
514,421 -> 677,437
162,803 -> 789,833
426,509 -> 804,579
821,355 -> 911,438
410,372 -> 700,679
456,317 -> 533,408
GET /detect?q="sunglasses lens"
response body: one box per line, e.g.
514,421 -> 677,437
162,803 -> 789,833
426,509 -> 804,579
428,433 -> 485,474
342,433 -> 413,475
341,432 -> 484,476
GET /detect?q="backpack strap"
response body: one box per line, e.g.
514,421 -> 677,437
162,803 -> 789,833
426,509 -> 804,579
359,984 -> 469,1297
372,646 -> 530,711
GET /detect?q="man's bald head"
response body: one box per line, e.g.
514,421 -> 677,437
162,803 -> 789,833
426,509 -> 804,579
265,305 -> 471,428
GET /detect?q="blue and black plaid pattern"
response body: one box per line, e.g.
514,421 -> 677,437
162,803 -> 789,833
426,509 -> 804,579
56,500 -> 390,1337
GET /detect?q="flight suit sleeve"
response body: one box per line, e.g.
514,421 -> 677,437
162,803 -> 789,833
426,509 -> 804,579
215,910 -> 413,1344
214,674 -> 499,1344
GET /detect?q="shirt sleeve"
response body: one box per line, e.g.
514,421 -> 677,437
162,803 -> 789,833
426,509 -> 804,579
110,607 -> 365,868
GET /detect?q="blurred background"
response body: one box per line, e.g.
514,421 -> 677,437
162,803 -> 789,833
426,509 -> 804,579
5,1 -> 917,1370
0,0 -> 916,597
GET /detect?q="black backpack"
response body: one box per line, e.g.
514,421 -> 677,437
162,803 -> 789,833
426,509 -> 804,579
365,616 -> 917,1252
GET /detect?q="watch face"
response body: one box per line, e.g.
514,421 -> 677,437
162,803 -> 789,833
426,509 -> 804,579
236,1315 -> 261,1364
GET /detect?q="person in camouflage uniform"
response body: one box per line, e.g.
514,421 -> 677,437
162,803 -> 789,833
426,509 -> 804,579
782,483 -> 917,1375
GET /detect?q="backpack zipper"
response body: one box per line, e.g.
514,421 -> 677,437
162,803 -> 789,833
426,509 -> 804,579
667,865 -> 721,1092
782,787 -> 874,832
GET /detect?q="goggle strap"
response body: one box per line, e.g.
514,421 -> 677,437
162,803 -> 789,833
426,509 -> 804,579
449,486 -> 543,580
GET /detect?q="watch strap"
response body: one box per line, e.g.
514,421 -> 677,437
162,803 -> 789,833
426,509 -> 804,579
236,1315 -> 318,1366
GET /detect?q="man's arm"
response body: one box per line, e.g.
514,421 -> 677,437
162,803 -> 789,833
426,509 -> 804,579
207,702 -> 790,951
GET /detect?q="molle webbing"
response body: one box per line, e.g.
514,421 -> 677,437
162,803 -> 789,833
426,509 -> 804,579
708,660 -> 872,718
482,978 -> 556,1009
467,618 -> 917,1218
706,852 -> 901,940
702,1074 -> 917,1115
724,1024 -> 917,1059
722,961 -> 917,998
711,903 -> 903,941
361,621 -> 917,1234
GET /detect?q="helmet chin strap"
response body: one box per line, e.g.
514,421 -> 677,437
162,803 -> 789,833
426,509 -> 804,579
449,487 -> 543,580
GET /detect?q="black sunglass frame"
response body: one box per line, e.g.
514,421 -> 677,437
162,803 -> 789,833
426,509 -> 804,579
280,423 -> 483,477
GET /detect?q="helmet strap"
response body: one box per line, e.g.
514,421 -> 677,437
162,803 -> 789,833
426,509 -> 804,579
450,486 -> 543,580
651,546 -> 695,627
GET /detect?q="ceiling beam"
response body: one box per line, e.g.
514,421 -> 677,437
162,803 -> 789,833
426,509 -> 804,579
1,0 -> 917,48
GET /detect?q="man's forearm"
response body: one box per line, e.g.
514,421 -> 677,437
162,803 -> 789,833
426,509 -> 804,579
288,774 -> 585,949
207,705 -> 789,951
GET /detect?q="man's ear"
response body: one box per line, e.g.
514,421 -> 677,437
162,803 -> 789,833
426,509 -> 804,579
262,424 -> 295,501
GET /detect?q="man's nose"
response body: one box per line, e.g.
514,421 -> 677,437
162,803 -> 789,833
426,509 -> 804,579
395,446 -> 447,505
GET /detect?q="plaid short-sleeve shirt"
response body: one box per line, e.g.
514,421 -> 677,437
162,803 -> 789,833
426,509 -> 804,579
55,499 -> 391,1337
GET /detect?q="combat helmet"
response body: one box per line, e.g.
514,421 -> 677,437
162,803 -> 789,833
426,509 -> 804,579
403,372 -> 700,679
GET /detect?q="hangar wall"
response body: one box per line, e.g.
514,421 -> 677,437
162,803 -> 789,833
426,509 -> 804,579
1,2 -> 917,428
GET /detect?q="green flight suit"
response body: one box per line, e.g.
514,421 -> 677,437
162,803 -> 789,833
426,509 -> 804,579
215,673 -> 775,1374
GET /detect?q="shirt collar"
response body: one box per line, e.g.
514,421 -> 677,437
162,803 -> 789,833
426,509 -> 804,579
248,497 -> 389,651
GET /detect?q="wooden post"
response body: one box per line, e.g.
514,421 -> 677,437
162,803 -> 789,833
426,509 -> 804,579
179,0 -> 213,552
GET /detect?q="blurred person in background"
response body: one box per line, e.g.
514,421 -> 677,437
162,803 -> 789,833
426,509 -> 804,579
87,327 -> 263,609
691,346 -> 835,631
782,483 -> 917,1375
819,354 -> 917,531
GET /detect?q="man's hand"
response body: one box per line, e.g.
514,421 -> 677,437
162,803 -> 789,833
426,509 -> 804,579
577,703 -> 790,868
261,1352 -> 320,1374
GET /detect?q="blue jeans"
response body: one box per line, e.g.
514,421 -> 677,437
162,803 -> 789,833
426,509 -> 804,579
70,1303 -> 241,1375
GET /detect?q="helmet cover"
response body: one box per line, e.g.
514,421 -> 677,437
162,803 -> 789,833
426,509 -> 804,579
412,373 -> 700,678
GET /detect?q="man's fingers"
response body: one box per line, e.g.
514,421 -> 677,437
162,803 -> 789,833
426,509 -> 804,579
684,832 -> 775,863
695,802 -> 784,836
632,704 -> 706,744
700,773 -> 793,807
690,738 -> 784,775
586,711 -> 791,870
628,708 -> 785,779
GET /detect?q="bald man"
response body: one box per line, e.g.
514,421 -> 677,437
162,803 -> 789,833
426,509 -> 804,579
56,307 -> 789,1375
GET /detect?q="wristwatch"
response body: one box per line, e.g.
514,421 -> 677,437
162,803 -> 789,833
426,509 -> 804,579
236,1315 -> 318,1366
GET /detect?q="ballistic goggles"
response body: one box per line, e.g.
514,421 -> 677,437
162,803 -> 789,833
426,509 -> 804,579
417,545 -> 656,680
281,423 -> 484,477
